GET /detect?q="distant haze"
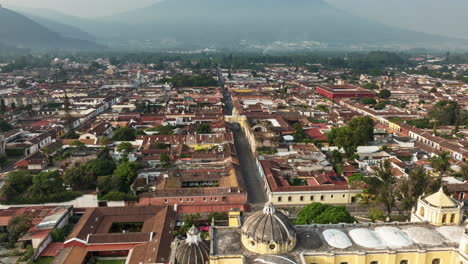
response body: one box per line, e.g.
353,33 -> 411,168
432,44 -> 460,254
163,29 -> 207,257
2,0 -> 159,17
3,0 -> 468,39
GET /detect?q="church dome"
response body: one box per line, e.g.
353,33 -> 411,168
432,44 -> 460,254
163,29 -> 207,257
241,202 -> 296,254
175,226 -> 210,264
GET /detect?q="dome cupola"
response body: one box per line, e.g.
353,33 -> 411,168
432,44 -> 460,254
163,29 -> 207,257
241,202 -> 297,254
174,226 -> 210,264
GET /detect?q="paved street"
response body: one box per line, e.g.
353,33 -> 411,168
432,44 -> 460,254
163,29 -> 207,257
231,123 -> 267,207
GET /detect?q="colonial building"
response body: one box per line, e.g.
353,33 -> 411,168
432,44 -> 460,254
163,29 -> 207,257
208,189 -> 468,264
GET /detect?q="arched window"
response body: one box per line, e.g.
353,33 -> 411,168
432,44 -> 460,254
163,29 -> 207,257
442,214 -> 447,223
432,258 -> 440,264
419,206 -> 425,217
370,261 -> 379,264
450,214 -> 456,223
400,260 -> 408,264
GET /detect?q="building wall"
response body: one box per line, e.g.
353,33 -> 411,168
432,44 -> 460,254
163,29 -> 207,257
210,256 -> 245,264
270,190 -> 361,205
302,250 -> 458,264
135,192 -> 247,206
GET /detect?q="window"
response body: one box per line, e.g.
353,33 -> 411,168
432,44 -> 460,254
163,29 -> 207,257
278,197 -> 282,202
342,194 -> 346,198
331,195 -> 334,199
432,259 -> 440,264
164,199 -> 168,203
450,214 -> 456,223
288,196 -> 292,202
340,262 -> 348,264
370,261 -> 378,264
269,244 -> 276,250
203,198 -> 207,202
400,260 -> 408,264
310,196 -> 314,201
442,214 -> 447,223
320,195 -> 324,201
300,196 -> 304,202
419,206 -> 425,217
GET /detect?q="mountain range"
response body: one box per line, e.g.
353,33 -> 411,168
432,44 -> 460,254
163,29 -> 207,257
0,7 -> 102,51
3,0 -> 468,52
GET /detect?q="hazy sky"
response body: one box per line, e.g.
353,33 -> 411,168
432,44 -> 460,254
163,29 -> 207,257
3,0 -> 468,38
2,0 -> 159,17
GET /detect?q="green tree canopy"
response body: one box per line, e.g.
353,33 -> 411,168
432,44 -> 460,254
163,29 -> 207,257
360,97 -> 377,105
295,203 -> 354,225
365,160 -> 396,217
430,152 -> 452,175
397,166 -> 440,212
195,123 -> 212,134
378,89 -> 391,99
329,116 -> 374,157
0,120 -> 13,132
28,171 -> 65,200
429,100 -> 460,126
117,142 -> 133,153
363,83 -> 379,90
112,127 -> 137,141
7,215 -> 32,246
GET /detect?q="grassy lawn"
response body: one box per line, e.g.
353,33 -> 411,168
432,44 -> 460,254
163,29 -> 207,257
33,257 -> 54,264
94,260 -> 126,264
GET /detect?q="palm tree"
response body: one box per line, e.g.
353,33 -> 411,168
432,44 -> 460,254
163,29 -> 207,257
430,151 -> 451,175
41,146 -> 53,166
366,160 -> 396,218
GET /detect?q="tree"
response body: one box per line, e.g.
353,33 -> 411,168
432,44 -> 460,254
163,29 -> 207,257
17,79 -> 28,88
397,167 -> 439,212
366,160 -> 396,218
0,99 -> 5,113
84,158 -> 116,176
160,153 -> 172,168
295,203 -> 354,225
429,100 -> 460,126
329,116 -> 374,157
70,140 -> 85,150
374,101 -> 387,110
363,83 -> 379,90
41,146 -> 54,165
0,171 -> 33,201
429,87 -> 437,93
7,215 -> 32,247
61,130 -> 79,139
112,127 -> 137,141
117,142 -> 133,154
0,120 -> 13,132
430,152 -> 451,175
195,123 -> 211,134
292,122 -> 305,142
378,89 -> 391,99
360,97 -> 377,105
28,171 -> 65,200
113,161 -> 140,193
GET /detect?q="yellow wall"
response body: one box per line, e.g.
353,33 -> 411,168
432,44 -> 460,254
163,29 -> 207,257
271,190 -> 360,205
210,255 -> 244,264
303,250 -> 457,264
